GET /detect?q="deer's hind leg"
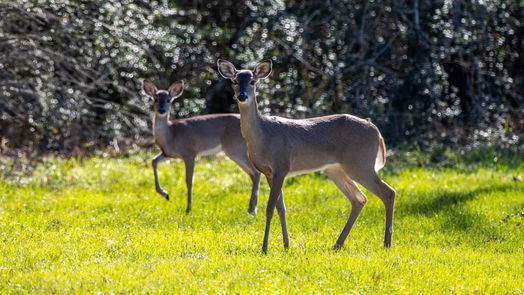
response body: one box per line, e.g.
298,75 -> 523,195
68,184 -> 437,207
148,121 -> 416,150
247,172 -> 261,214
324,165 -> 368,249
345,167 -> 396,248
223,148 -> 261,214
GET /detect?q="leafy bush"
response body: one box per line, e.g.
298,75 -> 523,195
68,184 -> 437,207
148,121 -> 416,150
1,0 -> 522,154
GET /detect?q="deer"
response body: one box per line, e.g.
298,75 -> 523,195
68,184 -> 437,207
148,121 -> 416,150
217,59 -> 396,253
141,79 -> 261,213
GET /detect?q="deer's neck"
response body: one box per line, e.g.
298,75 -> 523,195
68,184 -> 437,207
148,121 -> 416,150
238,97 -> 265,148
153,113 -> 171,141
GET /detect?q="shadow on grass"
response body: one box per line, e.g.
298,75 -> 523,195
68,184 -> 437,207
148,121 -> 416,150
399,183 -> 522,243
402,183 -> 518,216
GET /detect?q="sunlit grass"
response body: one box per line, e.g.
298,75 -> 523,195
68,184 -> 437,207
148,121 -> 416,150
1,151 -> 523,293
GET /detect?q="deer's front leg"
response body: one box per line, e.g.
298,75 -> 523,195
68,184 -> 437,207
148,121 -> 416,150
262,172 -> 286,253
276,190 -> 289,249
184,157 -> 195,213
152,153 -> 169,200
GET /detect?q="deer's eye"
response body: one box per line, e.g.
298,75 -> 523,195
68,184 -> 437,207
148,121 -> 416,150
232,80 -> 238,85
250,80 -> 256,85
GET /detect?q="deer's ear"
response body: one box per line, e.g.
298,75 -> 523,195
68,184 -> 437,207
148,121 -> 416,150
168,80 -> 184,101
253,60 -> 272,80
142,80 -> 158,97
217,59 -> 237,79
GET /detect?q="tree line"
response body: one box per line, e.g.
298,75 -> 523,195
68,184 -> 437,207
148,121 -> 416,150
1,0 -> 522,154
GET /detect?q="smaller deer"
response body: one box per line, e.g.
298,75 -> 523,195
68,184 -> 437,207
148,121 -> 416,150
141,80 -> 261,213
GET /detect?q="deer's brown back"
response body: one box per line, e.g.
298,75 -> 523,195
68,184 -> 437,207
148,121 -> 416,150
160,114 -> 245,158
247,114 -> 381,174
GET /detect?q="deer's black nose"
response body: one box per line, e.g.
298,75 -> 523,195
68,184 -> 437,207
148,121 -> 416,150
158,106 -> 169,114
237,92 -> 248,102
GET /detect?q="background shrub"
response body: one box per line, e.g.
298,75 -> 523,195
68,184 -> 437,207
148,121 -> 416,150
1,0 -> 522,154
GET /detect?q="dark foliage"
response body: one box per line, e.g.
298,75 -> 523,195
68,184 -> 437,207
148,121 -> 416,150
1,0 -> 523,154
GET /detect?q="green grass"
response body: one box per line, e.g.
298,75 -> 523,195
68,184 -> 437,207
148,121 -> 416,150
1,150 -> 523,294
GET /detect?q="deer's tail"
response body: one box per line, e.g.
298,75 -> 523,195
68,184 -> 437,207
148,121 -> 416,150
374,134 -> 387,172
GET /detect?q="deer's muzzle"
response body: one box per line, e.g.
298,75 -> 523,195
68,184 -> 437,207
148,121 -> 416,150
237,92 -> 248,102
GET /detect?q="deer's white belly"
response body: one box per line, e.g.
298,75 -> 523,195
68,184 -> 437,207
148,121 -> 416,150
197,144 -> 222,157
288,163 -> 337,177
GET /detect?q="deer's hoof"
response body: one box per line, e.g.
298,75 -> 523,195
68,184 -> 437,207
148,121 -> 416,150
156,189 -> 169,200
333,243 -> 344,251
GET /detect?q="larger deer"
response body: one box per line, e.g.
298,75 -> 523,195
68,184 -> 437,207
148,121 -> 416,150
218,59 -> 396,252
141,80 -> 261,213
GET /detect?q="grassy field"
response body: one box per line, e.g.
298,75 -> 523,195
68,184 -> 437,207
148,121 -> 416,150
1,149 -> 523,293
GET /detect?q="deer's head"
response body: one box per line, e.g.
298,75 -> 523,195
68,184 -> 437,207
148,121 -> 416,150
217,59 -> 272,103
141,80 -> 184,116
